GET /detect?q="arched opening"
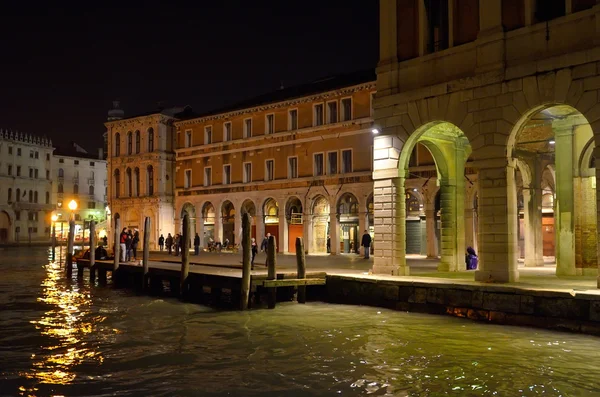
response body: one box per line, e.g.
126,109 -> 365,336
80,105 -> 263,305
263,198 -> 279,251
135,130 -> 140,154
58,168 -> 64,178
285,196 -> 303,253
508,104 -> 595,276
398,121 -> 472,272
181,202 -> 196,237
89,185 -> 94,196
202,202 -> 215,247
114,133 -> 120,156
0,211 -> 10,242
240,199 -> 257,240
311,195 -> 330,253
221,201 -> 235,247
127,131 -> 133,155
148,128 -> 154,152
147,166 -> 154,196
134,167 -> 140,197
337,193 -> 359,254
126,168 -> 132,197
114,169 -> 120,198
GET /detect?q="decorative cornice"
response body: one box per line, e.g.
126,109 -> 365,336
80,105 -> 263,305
175,82 -> 376,127
104,114 -> 176,129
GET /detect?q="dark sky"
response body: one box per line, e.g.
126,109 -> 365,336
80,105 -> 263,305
0,1 -> 379,151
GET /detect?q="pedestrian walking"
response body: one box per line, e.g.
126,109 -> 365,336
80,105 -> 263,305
158,234 -> 165,251
260,233 -> 270,252
194,233 -> 200,255
361,230 -> 372,259
251,237 -> 258,269
125,230 -> 133,261
166,233 -> 173,255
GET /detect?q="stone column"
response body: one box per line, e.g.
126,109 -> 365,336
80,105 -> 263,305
372,177 -> 409,276
424,201 -> 437,258
474,164 -> 519,283
329,201 -> 339,255
554,124 -> 576,276
198,215 -> 205,248
214,212 -> 222,245
379,0 -> 397,65
279,210 -> 288,253
521,157 -> 544,267
234,209 -> 242,246
304,213 -> 313,254
256,207 -> 265,244
464,196 -> 475,254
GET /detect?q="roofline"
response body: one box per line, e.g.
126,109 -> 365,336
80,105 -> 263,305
175,80 -> 376,127
104,111 -> 178,128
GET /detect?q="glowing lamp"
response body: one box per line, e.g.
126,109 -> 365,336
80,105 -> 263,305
68,200 -> 78,211
51,214 -> 58,222
371,128 -> 380,135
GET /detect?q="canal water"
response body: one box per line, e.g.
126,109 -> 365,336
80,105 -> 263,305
1,248 -> 600,396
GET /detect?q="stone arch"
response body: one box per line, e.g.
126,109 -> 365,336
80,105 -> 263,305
337,193 -> 359,254
507,103 -> 596,277
262,197 -> 279,247
180,202 -> 197,236
285,196 -> 304,253
221,200 -> 235,246
311,195 -> 330,253
201,201 -> 216,247
240,199 -> 256,217
397,121 -> 472,272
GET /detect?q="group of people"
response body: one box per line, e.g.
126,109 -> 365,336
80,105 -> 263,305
158,233 -> 202,256
118,227 -> 140,262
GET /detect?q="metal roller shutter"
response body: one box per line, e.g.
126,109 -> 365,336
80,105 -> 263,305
406,220 -> 421,254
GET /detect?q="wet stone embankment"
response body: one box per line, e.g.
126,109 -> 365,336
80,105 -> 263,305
325,275 -> 600,335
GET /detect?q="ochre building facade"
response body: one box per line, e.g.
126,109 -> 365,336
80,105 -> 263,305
174,74 -> 376,255
375,0 -> 600,282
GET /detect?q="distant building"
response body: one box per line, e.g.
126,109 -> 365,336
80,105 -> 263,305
0,129 -> 54,244
174,71 -> 376,255
105,105 -> 193,249
51,142 -> 108,242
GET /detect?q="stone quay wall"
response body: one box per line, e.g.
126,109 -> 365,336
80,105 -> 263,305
326,275 -> 600,335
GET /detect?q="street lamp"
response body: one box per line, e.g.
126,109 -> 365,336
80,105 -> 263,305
68,199 -> 78,213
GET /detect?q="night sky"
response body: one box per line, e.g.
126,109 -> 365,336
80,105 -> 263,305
0,1 -> 379,152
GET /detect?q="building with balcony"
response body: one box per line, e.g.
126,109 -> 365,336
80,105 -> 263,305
374,0 -> 600,281
0,129 -> 54,243
105,105 -> 194,250
51,142 -> 108,241
174,71 -> 376,255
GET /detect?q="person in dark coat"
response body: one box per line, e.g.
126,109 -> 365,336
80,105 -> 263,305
132,230 -> 140,261
95,244 -> 108,260
165,233 -> 173,255
158,234 -> 165,251
194,233 -> 200,255
361,230 -> 372,259
466,247 -> 478,270
125,231 -> 133,261
251,237 -> 258,269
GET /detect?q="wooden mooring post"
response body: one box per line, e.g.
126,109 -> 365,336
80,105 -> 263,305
84,220 -> 95,281
142,217 -> 150,290
295,237 -> 306,303
51,225 -> 56,262
180,213 -> 190,298
267,235 -> 277,309
66,219 -> 75,278
240,213 -> 251,309
114,217 -> 121,272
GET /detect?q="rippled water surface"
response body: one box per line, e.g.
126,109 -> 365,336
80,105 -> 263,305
1,247 -> 600,396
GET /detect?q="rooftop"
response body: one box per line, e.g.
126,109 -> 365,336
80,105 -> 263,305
54,142 -> 104,161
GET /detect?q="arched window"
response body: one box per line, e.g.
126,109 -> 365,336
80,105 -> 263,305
115,133 -> 121,156
58,183 -> 63,193
114,169 -> 120,198
16,188 -> 20,202
127,131 -> 133,155
34,191 -> 38,203
58,168 -> 64,178
135,130 -> 140,153
7,188 -> 12,202
147,166 -> 154,196
45,191 -> 50,204
134,167 -> 140,197
148,128 -> 154,152
126,168 -> 132,197
73,184 -> 79,194
89,185 -> 94,196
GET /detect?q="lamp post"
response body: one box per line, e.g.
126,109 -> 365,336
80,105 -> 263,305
67,199 -> 77,251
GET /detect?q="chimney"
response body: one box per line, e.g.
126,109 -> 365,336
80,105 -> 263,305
98,148 -> 104,160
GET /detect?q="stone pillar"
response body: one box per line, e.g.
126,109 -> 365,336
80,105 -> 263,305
358,210 -> 366,256
373,177 -> 409,276
329,201 -> 339,255
198,215 -> 205,248
554,124 -> 577,276
379,0 -> 397,65
524,0 -> 534,26
215,213 -> 222,244
234,209 -> 242,246
304,213 -> 313,254
475,164 -> 519,283
418,0 -> 427,56
464,198 -> 475,255
257,207 -> 265,244
424,202 -> 437,258
279,210 -> 288,253
522,157 -> 545,267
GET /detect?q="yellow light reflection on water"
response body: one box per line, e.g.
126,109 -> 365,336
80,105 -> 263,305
20,260 -> 105,390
